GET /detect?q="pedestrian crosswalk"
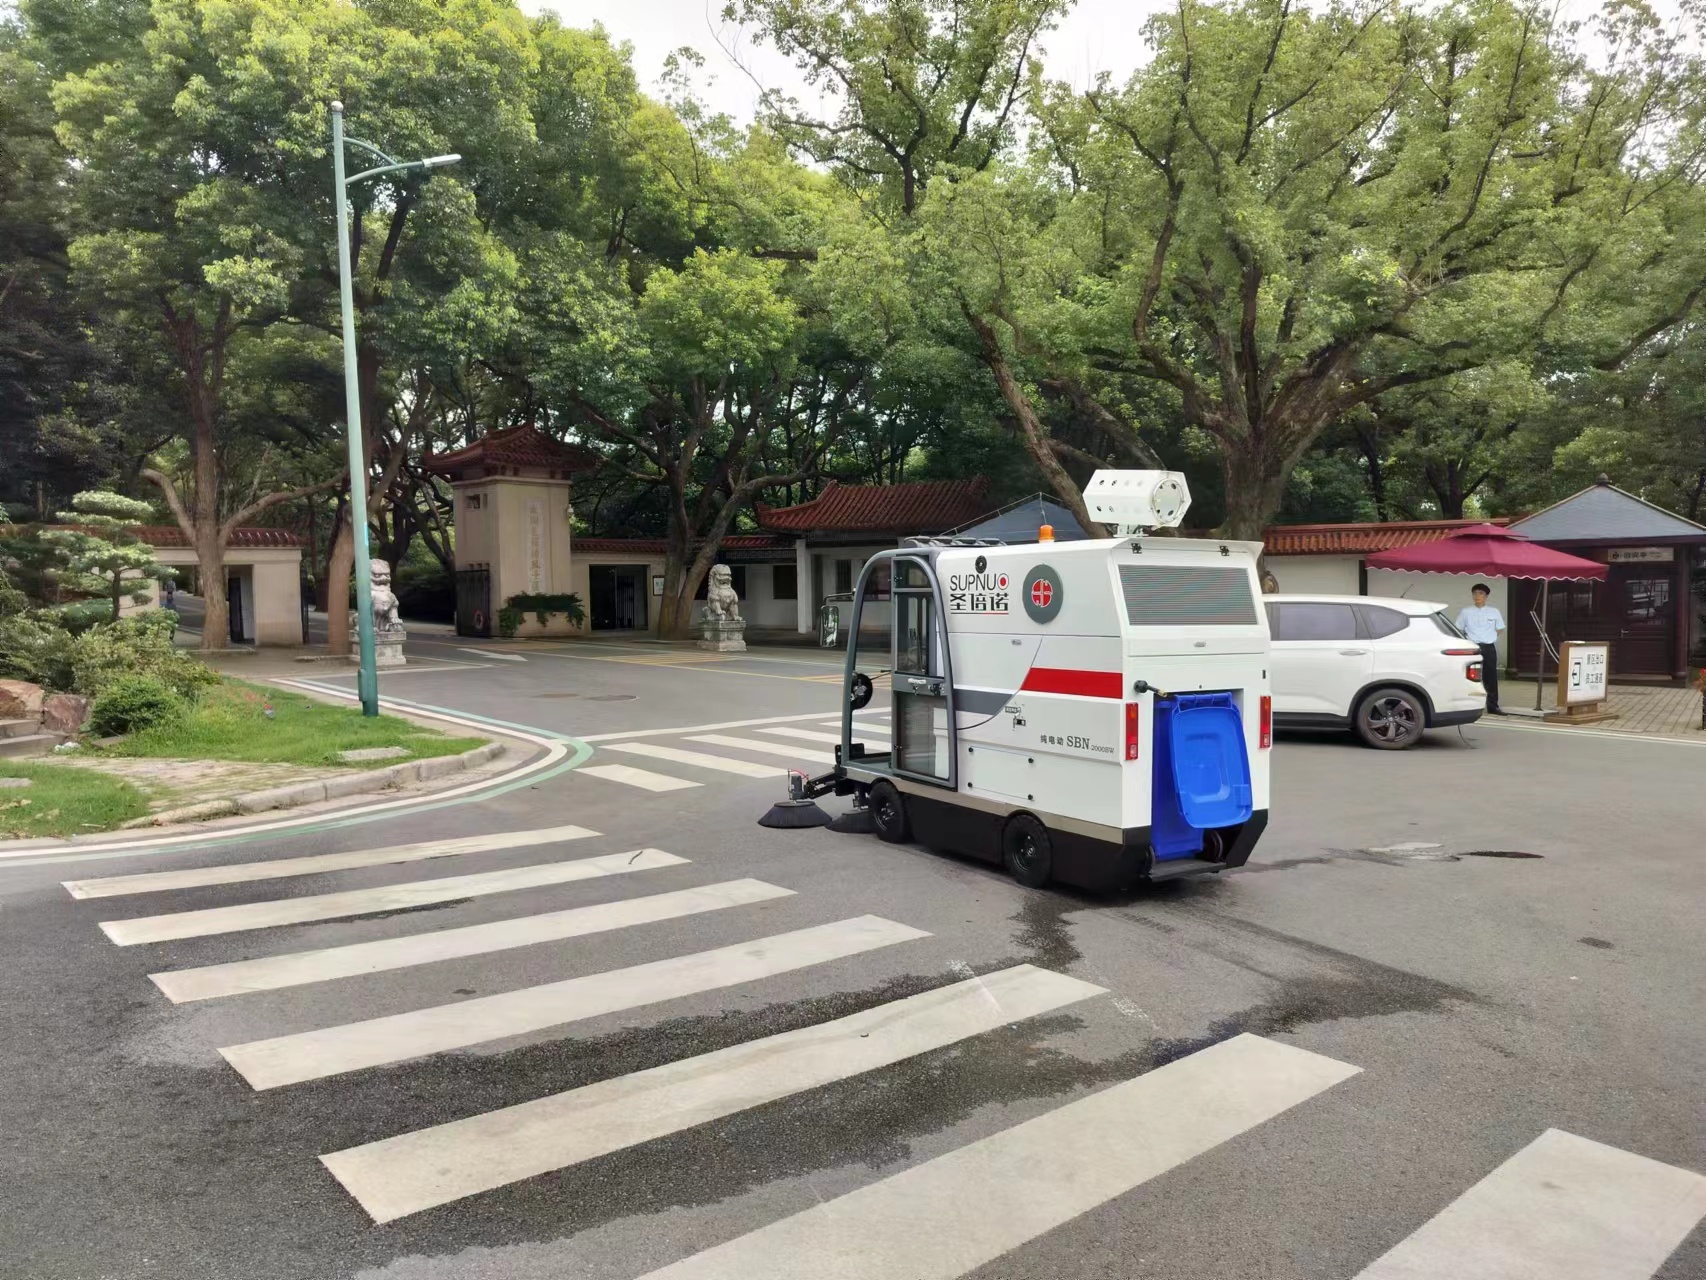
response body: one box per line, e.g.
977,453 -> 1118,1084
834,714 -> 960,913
572,713 -> 892,793
634,1033 -> 1359,1280
150,877 -> 795,1003
61,820 -> 1706,1277
222,915 -> 930,1090
321,964 -> 1103,1223
1353,1128 -> 1706,1280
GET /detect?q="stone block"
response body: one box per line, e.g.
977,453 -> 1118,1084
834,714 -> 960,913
414,754 -> 467,781
696,617 -> 747,653
321,771 -> 387,800
41,694 -> 91,736
235,781 -> 328,814
0,680 -> 44,720
337,746 -> 412,763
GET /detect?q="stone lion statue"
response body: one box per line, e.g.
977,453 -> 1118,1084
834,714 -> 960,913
369,559 -> 403,634
702,564 -> 742,623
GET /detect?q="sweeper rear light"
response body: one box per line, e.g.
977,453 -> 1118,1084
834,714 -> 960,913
1124,702 -> 1140,760
1259,695 -> 1272,749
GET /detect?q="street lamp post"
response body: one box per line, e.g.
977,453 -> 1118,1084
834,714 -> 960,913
329,100 -> 459,715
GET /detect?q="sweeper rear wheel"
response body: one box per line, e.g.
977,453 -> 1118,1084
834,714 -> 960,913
1002,814 -> 1053,888
868,779 -> 909,843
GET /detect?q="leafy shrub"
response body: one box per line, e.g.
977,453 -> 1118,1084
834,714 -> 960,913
0,611 -> 76,690
69,613 -> 218,699
496,605 -> 519,637
88,675 -> 186,736
503,592 -> 586,626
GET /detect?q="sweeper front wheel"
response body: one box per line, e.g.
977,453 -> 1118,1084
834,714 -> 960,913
1002,814 -> 1053,888
868,779 -> 909,843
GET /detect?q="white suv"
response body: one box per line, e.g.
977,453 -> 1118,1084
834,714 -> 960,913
1265,595 -> 1487,749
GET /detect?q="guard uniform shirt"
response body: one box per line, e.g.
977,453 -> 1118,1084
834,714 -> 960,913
1456,604 -> 1505,646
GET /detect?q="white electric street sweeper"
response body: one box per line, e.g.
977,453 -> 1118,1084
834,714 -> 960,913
759,470 -> 1273,892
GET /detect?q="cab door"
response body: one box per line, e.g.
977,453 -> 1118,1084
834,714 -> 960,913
891,569 -> 951,783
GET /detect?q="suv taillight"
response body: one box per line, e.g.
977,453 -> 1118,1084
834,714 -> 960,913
1259,695 -> 1272,749
1466,661 -> 1483,684
1124,701 -> 1140,760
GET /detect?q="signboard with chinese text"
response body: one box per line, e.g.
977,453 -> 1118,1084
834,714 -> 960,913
1559,641 -> 1610,706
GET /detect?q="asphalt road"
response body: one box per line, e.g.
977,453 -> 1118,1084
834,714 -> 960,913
2,635 -> 1703,1279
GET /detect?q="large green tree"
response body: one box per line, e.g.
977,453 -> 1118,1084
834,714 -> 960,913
950,0 -> 1706,536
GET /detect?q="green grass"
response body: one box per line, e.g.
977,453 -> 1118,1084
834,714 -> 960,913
0,762 -> 150,840
104,679 -> 487,768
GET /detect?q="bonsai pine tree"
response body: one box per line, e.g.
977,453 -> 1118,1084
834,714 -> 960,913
44,492 -> 175,623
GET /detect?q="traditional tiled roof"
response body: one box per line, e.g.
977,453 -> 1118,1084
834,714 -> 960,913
757,478 -> 993,535
423,425 -> 599,479
4,523 -> 304,548
1264,518 -> 1510,557
572,534 -> 791,556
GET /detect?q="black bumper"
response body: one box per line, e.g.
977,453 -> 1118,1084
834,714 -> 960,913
1430,709 -> 1485,727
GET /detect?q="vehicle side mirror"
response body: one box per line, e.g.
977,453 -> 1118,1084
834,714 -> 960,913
849,671 -> 874,710
818,603 -> 840,648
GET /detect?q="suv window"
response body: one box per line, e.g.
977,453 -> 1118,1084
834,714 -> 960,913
1269,602 -> 1360,641
1359,605 -> 1410,639
1429,611 -> 1466,638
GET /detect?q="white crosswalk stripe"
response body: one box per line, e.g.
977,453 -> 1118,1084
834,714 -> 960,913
684,734 -> 837,765
221,916 -> 930,1090
758,727 -> 886,746
63,825 -> 599,899
636,1033 -> 1360,1280
577,763 -> 702,792
602,742 -> 786,778
99,849 -> 688,945
1353,1128 -> 1706,1280
319,964 -> 1105,1224
149,879 -> 793,1003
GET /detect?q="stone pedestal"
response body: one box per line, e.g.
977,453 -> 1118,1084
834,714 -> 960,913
350,625 -> 409,667
697,616 -> 747,652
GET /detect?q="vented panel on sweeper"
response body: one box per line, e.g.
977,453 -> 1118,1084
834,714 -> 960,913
1119,564 -> 1260,628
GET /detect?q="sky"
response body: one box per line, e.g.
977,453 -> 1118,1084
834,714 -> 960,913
530,0 -> 1174,123
530,0 -> 1695,122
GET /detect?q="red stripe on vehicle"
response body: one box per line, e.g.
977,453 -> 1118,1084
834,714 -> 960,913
1019,668 -> 1124,698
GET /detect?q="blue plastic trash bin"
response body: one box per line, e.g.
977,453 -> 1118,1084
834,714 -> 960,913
1151,693 -> 1254,860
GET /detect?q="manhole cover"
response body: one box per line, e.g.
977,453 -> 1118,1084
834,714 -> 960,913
1462,850 -> 1544,859
534,692 -> 580,699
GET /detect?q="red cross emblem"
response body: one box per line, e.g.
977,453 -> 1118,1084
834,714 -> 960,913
1030,578 -> 1054,608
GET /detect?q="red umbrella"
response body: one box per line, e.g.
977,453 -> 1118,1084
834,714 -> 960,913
1365,523 -> 1607,580
1366,523 -> 1607,713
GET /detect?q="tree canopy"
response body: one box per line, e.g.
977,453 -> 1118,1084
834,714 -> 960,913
6,0 -> 1706,639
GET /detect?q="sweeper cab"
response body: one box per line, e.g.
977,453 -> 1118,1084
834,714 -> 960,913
762,471 -> 1273,892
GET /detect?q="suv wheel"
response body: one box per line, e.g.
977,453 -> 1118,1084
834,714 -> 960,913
1355,687 -> 1425,750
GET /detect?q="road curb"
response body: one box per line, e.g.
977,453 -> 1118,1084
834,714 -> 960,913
121,741 -> 507,829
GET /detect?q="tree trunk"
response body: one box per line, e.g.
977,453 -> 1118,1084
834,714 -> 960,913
1219,440 -> 1294,542
326,519 -> 353,654
657,527 -> 700,640
964,307 -> 1107,537
196,526 -> 229,648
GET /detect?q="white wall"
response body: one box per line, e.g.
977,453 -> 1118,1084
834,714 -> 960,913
1267,555 -> 1359,595
739,564 -> 798,629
